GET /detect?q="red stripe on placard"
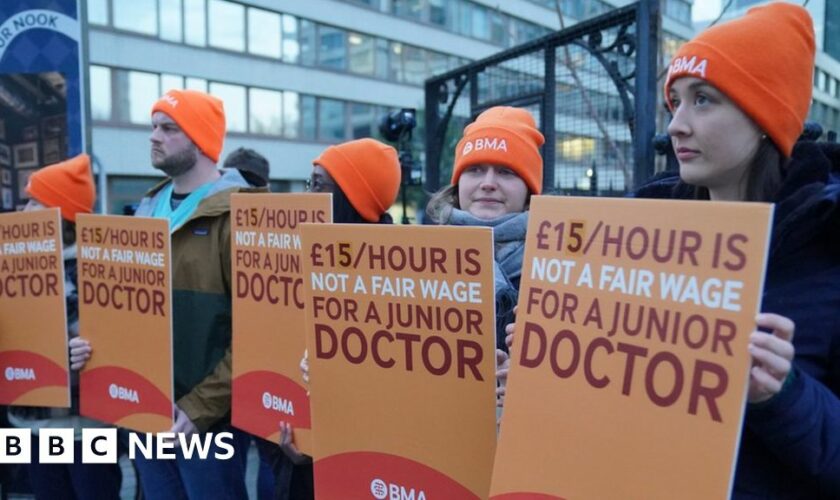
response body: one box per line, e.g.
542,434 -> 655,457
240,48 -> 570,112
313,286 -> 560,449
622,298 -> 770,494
80,366 -> 171,424
315,451 -> 480,500
232,370 -> 310,439
0,350 -> 68,405
0,350 -> 70,405
492,493 -> 566,500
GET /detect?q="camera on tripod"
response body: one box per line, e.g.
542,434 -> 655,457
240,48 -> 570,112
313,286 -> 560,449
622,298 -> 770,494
378,108 -> 420,223
379,108 -> 417,143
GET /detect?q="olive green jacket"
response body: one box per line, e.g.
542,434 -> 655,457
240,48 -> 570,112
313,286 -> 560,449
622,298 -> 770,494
136,169 -> 264,431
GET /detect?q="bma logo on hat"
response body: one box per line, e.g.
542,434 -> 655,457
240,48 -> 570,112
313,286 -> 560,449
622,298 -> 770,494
668,55 -> 708,79
462,137 -> 508,156
162,94 -> 179,108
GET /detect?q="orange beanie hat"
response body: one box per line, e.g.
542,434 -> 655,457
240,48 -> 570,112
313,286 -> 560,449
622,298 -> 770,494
313,138 -> 401,223
151,89 -> 226,162
451,106 -> 545,194
26,154 -> 95,222
665,2 -> 814,157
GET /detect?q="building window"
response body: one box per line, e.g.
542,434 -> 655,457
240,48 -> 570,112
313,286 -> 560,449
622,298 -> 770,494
351,103 -> 374,138
429,0 -> 446,26
318,98 -> 346,141
184,0 -> 206,46
402,45 -> 428,85
160,0 -> 183,42
248,7 -> 282,59
301,95 -> 317,140
348,32 -> 375,76
375,38 -> 390,80
185,77 -> 207,92
389,42 -> 404,82
318,25 -> 348,70
126,71 -> 160,125
282,15 -> 300,63
208,0 -> 245,52
161,74 -> 184,93
87,0 -> 109,25
470,4 -> 490,41
283,92 -> 300,139
299,20 -> 317,66
90,65 -> 112,121
249,88 -> 283,135
209,82 -> 247,132
392,0 -> 425,21
113,0 -> 158,36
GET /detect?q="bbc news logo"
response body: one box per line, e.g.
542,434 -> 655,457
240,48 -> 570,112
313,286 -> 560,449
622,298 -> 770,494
0,429 -> 235,463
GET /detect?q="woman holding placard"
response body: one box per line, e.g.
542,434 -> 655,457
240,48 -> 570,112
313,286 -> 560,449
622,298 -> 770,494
636,4 -> 839,496
8,154 -> 123,499
274,137 -> 402,500
426,106 -> 545,353
503,4 -> 839,497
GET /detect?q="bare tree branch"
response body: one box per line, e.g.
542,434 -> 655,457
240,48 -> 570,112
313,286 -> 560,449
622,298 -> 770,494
554,0 -> 630,185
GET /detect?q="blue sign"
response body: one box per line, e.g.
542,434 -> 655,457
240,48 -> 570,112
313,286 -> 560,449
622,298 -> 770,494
0,0 -> 86,209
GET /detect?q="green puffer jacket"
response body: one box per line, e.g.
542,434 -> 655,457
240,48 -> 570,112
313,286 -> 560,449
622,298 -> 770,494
135,168 -> 264,431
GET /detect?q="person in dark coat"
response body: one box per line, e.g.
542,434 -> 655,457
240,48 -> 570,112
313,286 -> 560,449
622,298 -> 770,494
634,3 -> 839,498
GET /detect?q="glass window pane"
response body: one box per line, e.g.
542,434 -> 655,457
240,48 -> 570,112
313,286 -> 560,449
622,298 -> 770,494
301,95 -> 317,141
113,0 -> 157,35
429,0 -> 446,26
128,71 -> 160,125
160,0 -> 183,42
184,0 -> 206,46
282,15 -> 300,63
350,103 -> 373,139
402,45 -> 427,85
471,4 -> 489,40
389,42 -> 404,82
185,77 -> 207,91
283,92 -> 300,139
318,98 -> 346,141
392,0 -> 424,20
348,32 -> 374,75
209,82 -> 246,132
299,20 -> 316,66
87,0 -> 109,25
161,74 -> 184,93
209,0 -> 244,52
490,10 -> 506,45
90,65 -> 112,121
248,8 -> 281,58
249,88 -> 283,135
428,51 -> 448,77
318,26 -> 347,71
375,38 -> 390,79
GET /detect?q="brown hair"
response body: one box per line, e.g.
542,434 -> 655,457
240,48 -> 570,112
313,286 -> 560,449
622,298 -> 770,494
686,139 -> 787,202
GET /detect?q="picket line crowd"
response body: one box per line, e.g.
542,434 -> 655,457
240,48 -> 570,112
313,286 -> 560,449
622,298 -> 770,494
4,3 -> 840,499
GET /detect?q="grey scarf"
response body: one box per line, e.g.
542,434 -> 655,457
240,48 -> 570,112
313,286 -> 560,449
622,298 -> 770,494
445,209 -> 528,347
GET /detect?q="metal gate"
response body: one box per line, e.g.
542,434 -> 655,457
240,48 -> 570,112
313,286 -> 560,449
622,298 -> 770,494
424,1 -> 660,196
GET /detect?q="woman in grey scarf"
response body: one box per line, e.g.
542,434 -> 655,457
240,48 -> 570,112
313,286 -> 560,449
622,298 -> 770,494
426,106 -> 545,353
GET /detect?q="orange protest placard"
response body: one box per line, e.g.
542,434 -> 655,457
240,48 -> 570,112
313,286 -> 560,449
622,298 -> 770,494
77,214 -> 173,433
231,193 -> 331,450
301,224 -> 497,500
490,196 -> 773,499
0,209 -> 69,407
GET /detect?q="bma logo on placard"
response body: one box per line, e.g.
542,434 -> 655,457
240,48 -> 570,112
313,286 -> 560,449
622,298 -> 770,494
261,391 -> 294,415
5,366 -> 36,381
108,383 -> 140,403
370,478 -> 426,500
